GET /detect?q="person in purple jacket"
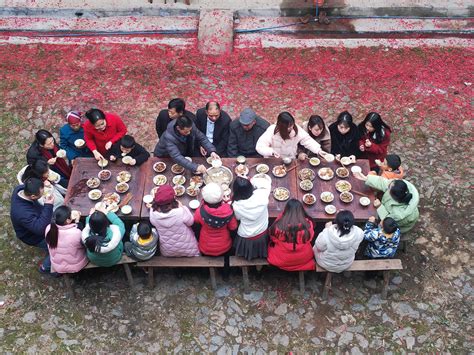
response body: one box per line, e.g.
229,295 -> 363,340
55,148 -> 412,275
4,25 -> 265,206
10,178 -> 55,273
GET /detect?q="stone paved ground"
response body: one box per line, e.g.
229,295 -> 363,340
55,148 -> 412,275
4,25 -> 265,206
0,44 -> 473,353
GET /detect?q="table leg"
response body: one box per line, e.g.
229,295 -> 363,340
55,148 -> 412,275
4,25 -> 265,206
242,266 -> 250,293
299,271 -> 305,293
382,271 -> 389,299
148,267 -> 154,289
322,272 -> 332,300
209,267 -> 217,290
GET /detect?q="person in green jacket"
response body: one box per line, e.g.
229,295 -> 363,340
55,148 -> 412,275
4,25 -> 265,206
354,173 -> 419,233
81,207 -> 125,267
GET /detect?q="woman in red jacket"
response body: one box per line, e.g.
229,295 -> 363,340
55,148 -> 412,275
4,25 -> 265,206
83,108 -> 127,161
267,199 -> 315,271
358,112 -> 391,171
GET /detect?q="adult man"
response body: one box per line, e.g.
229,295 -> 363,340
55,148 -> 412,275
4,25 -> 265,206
10,177 -> 55,273
154,115 -> 219,174
194,101 -> 231,157
227,108 -> 270,157
155,98 -> 196,138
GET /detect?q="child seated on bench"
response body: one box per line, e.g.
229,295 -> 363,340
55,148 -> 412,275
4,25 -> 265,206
108,134 -> 150,166
369,154 -> 404,180
363,216 -> 400,259
125,221 -> 159,261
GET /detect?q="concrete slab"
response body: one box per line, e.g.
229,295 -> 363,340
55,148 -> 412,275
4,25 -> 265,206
198,9 -> 233,55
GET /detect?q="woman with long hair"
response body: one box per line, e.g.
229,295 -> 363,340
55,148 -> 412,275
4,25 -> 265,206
329,111 -> 361,158
300,114 -> 331,154
358,112 -> 392,170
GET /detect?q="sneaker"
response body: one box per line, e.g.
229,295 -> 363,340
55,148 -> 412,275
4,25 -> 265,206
38,265 -> 60,278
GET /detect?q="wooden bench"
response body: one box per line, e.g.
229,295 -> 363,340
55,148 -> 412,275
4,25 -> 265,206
315,259 -> 403,300
51,255 -> 136,299
137,256 -> 225,290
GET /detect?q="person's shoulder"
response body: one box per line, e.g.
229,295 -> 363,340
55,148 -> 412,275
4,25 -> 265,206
229,119 -> 241,129
255,116 -> 270,128
59,124 -> 69,133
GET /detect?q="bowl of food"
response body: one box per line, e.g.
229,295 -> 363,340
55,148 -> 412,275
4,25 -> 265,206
323,153 -> 335,163
115,182 -> 129,194
309,157 -> 321,166
120,205 -> 132,215
340,191 -> 354,203
359,196 -> 371,206
282,157 -> 292,165
299,179 -> 313,191
189,199 -> 200,209
86,177 -> 100,189
273,187 -> 290,201
48,170 -> 60,183
186,186 -> 200,197
340,156 -> 352,165
173,185 -> 185,197
252,173 -> 271,183
153,174 -> 167,186
235,164 -> 249,176
116,171 -> 132,183
336,167 -> 349,178
325,204 -> 337,214
320,191 -> 334,203
335,180 -> 352,193
143,194 -> 153,204
171,164 -> 185,174
56,149 -> 66,158
150,186 -> 158,196
172,175 -> 186,185
74,139 -> 85,148
351,165 -> 362,174
211,159 -> 223,169
256,164 -> 269,174
318,167 -> 334,180
103,192 -> 121,205
206,156 -> 214,165
98,169 -> 111,181
122,156 -> 133,165
97,158 -> 108,168
236,155 -> 246,164
153,161 -> 167,173
298,168 -> 316,181
190,175 -> 204,187
272,165 -> 287,178
303,193 -> 316,205
204,166 -> 233,186
88,189 -> 102,201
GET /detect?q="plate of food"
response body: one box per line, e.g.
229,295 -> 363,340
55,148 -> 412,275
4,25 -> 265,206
86,177 -> 100,189
351,165 -> 362,174
88,189 -> 102,201
143,194 -> 153,204
256,164 -> 269,174
98,169 -> 111,181
303,193 -> 316,205
336,167 -> 349,178
359,196 -> 371,206
172,175 -> 186,185
56,149 -> 66,158
340,156 -> 353,165
309,157 -> 321,166
340,191 -> 354,203
97,158 -> 108,168
186,186 -> 200,197
116,171 -> 132,183
272,165 -> 287,178
173,185 -> 185,197
103,192 -> 121,205
273,187 -> 290,201
115,182 -> 129,194
171,164 -> 185,174
325,204 -> 337,214
318,167 -> 334,180
298,168 -> 316,181
320,191 -> 334,203
189,199 -> 200,209
299,179 -> 313,191
74,139 -> 85,148
120,205 -> 132,215
235,164 -> 249,176
153,174 -> 167,186
335,180 -> 352,192
204,166 -> 233,186
190,175 -> 204,187
236,155 -> 246,164
153,161 -> 167,173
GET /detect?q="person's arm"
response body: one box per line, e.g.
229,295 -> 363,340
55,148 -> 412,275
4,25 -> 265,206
228,215 -> 238,231
106,212 -> 125,236
107,141 -> 121,159
20,204 -> 53,235
298,127 -> 322,155
367,129 -> 391,155
97,225 -> 123,253
166,138 -> 198,172
363,222 -> 380,242
182,206 -> 195,226
108,114 -> 127,144
131,144 -> 150,166
365,175 -> 390,192
83,122 -> 98,152
255,126 -> 275,158
227,127 -> 239,157
59,126 -> 71,160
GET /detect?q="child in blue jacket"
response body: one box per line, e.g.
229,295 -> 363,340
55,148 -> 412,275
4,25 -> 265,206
363,216 -> 400,258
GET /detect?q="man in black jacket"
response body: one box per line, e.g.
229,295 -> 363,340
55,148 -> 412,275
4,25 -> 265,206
155,98 -> 196,138
228,108 -> 270,157
194,101 -> 231,157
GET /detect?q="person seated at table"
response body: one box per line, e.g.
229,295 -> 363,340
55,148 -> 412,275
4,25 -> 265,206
149,184 -> 200,257
26,129 -> 72,184
124,221 -> 159,261
81,206 -> 126,267
329,111 -> 361,158
154,115 -> 219,174
83,108 -> 127,162
299,114 -> 331,156
20,160 -> 65,210
45,205 -> 88,274
256,112 -> 332,161
194,101 -> 231,157
363,216 -> 401,259
59,111 -> 92,163
369,154 -> 405,180
10,177 -> 55,274
313,210 -> 364,273
194,183 -> 238,279
353,173 -> 419,234
358,112 -> 391,171
228,108 -> 270,158
108,134 -> 150,166
232,175 -> 272,260
267,199 -> 315,271
156,98 -> 196,139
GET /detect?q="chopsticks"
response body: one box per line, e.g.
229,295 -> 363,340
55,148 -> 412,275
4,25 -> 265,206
118,192 -> 133,208
351,190 -> 369,198
285,162 -> 299,173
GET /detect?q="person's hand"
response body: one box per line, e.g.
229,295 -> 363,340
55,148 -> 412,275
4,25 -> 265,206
44,180 -> 52,187
353,171 -> 367,181
196,165 -> 207,174
272,151 -> 280,159
375,159 -> 382,166
200,146 -> 207,157
325,221 -> 332,228
365,139 -> 372,148
177,200 -> 183,207
129,158 -> 136,166
368,216 -> 376,223
96,203 -> 108,214
109,155 -> 117,161
359,145 -> 365,152
89,207 -> 96,215
146,203 -> 152,209
210,152 -> 220,160
44,192 -> 55,205
374,199 -> 381,208
298,152 -> 307,161
105,141 -> 113,150
47,157 -> 57,165
335,154 -> 341,161
93,150 -> 104,161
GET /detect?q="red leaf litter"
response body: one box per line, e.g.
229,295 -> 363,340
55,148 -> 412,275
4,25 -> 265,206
0,44 -> 472,148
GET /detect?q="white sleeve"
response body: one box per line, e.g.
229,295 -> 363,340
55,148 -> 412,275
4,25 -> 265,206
81,225 -> 90,243
255,126 -> 275,158
297,125 -> 321,154
97,225 -> 123,253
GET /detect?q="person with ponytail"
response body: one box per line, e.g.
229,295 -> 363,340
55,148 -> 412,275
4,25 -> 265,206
81,206 -> 125,267
267,199 -> 316,271
314,210 -> 364,273
45,206 -> 88,273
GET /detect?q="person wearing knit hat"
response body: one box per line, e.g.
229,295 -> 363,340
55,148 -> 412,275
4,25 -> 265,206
201,183 -> 223,205
59,110 -> 92,162
153,184 -> 175,205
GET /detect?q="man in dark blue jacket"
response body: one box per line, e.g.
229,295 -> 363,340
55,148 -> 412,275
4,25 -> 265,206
10,178 -> 55,273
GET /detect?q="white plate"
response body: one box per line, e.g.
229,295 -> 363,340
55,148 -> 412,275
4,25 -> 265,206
121,205 -> 132,214
88,189 -> 102,200
189,199 -> 200,209
74,139 -> 85,148
143,194 -> 153,204
325,204 -> 337,214
56,149 -> 66,158
359,196 -> 371,206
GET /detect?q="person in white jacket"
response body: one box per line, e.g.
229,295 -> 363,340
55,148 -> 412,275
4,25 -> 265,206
232,175 -> 272,260
255,111 -> 332,161
314,210 -> 364,273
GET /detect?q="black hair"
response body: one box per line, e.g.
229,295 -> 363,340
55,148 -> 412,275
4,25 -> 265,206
307,115 -> 326,139
152,200 -> 178,213
336,111 -> 353,128
84,211 -> 110,252
168,98 -> 185,113
359,112 -> 391,143
390,180 -> 412,204
382,217 -> 398,234
23,177 -> 43,196
46,206 -> 72,249
137,222 -> 152,239
35,129 -> 53,146
275,111 -> 297,140
120,135 -> 135,149
335,210 -> 355,237
22,160 -> 49,182
176,115 -> 193,129
232,177 -> 254,201
205,101 -> 220,111
85,108 -> 106,125
385,154 -> 401,170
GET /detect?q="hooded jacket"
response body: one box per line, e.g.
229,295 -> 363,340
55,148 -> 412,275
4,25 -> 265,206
59,123 -> 92,161
127,223 -> 159,260
314,224 -> 364,273
149,205 -> 200,257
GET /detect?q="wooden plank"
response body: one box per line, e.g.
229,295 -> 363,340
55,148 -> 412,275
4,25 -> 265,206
84,255 -> 136,269
229,256 -> 269,267
315,259 -> 402,272
137,256 -> 225,268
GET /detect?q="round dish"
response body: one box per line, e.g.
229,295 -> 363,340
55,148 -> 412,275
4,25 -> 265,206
97,158 -> 108,168
88,189 -> 102,201
235,164 -> 249,176
173,185 -> 185,197
204,166 -> 233,186
318,167 -> 334,180
236,155 -> 246,164
189,199 -> 200,209
98,169 -> 111,181
121,205 -> 132,215
103,192 -> 121,205
336,167 -> 350,178
206,156 -> 214,164
252,173 -> 271,183
323,153 -> 335,163
299,179 -> 313,191
115,182 -> 129,194
256,164 -> 269,174
272,165 -> 287,178
325,204 -> 337,214
86,177 -> 100,189
153,161 -> 167,173
143,194 -> 153,204
212,159 -> 223,169
273,187 -> 290,201
153,174 -> 167,186
340,156 -> 352,165
116,171 -> 132,183
351,165 -> 362,174
122,156 -> 133,165
320,191 -> 334,203
186,186 -> 200,197
74,139 -> 85,148
56,149 -> 66,158
360,196 -> 371,206
150,186 -> 159,196
340,191 -> 354,203
171,164 -> 185,174
298,168 -> 316,181
335,180 -> 352,193
309,157 -> 320,166
172,175 -> 186,186
190,175 -> 204,187
303,193 -> 316,205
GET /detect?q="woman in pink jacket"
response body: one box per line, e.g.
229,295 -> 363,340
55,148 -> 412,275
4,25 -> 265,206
149,184 -> 200,257
45,206 -> 88,273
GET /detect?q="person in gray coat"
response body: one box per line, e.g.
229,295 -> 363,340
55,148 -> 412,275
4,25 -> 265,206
154,115 -> 219,174
228,108 -> 270,157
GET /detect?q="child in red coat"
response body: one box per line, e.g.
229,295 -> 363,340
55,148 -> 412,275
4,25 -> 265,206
358,112 -> 391,171
267,199 -> 315,271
